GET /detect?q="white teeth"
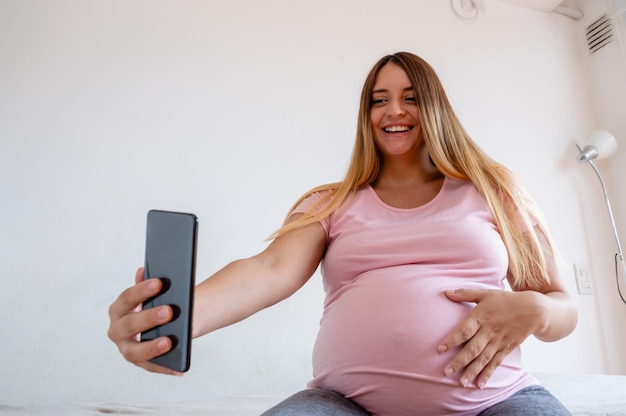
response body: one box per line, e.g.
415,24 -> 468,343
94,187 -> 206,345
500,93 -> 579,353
385,125 -> 410,133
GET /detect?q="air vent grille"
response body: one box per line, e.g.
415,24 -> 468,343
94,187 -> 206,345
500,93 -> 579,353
586,15 -> 614,54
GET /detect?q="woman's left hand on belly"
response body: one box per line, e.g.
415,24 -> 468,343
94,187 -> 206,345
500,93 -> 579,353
437,288 -> 545,389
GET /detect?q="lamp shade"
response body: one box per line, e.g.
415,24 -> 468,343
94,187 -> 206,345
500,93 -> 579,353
578,130 -> 617,161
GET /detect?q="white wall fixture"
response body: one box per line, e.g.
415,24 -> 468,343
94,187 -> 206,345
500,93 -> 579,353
576,130 -> 626,304
501,0 -> 583,19
501,0 -> 562,11
450,0 -> 485,20
586,14 -> 616,54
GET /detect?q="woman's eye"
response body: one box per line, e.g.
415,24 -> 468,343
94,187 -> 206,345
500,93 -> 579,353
404,96 -> 417,103
371,97 -> 386,106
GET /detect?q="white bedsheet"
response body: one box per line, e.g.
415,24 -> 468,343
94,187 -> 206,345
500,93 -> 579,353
537,373 -> 626,416
0,397 -> 282,416
1,373 -> 624,415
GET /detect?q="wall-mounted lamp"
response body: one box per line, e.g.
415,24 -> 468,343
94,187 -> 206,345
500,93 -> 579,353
578,130 -> 618,162
576,130 -> 626,303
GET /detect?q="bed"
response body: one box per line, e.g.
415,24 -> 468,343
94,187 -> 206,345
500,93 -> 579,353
2,373 -> 624,415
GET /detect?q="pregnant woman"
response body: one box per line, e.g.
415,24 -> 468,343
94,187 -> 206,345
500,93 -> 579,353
108,51 -> 577,416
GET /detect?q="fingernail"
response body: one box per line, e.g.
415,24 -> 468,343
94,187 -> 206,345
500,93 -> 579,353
460,378 -> 469,387
478,381 -> 485,390
156,338 -> 169,352
438,345 -> 448,353
148,279 -> 159,291
157,307 -> 170,319
444,367 -> 453,377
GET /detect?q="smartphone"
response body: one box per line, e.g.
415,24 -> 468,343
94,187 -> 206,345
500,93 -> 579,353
141,209 -> 198,372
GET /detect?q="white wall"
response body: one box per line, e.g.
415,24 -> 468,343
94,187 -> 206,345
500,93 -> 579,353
569,0 -> 626,376
1,0 -> 625,405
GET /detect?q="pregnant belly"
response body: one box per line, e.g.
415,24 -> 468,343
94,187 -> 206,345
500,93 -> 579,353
313,266 -> 475,379
308,266 -> 528,415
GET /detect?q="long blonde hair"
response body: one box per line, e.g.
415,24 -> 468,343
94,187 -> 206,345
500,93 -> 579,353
273,52 -> 557,289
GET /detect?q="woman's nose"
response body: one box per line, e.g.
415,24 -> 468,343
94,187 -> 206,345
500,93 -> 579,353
388,99 -> 406,117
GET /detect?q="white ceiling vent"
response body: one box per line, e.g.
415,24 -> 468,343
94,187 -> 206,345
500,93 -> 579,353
586,15 -> 615,54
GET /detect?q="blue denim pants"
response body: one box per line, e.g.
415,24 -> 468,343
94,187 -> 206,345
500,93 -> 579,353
260,385 -> 571,416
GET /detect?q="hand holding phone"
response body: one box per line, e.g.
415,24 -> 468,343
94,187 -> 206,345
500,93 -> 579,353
141,210 -> 198,372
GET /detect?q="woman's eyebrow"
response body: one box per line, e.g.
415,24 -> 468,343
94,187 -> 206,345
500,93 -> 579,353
372,86 -> 414,94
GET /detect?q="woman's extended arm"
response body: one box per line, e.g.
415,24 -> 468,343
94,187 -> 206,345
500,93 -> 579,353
107,216 -> 326,375
192,218 -> 326,338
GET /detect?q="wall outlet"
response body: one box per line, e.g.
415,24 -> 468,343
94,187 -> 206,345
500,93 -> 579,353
573,264 -> 594,295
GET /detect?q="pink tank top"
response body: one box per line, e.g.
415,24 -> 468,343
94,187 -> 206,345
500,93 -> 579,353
294,178 -> 537,416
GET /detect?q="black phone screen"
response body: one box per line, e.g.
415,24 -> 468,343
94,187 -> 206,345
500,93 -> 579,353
141,209 -> 198,372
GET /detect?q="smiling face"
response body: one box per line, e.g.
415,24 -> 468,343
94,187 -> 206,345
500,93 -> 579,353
370,62 -> 422,161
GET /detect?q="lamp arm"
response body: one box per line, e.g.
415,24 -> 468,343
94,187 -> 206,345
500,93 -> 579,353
576,143 -> 626,304
577,144 -> 625,260
585,158 -> 625,261
584,156 -> 626,304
